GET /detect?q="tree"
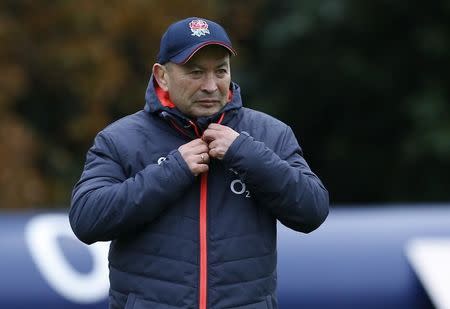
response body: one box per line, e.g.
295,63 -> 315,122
244,0 -> 450,203
0,1 -> 221,208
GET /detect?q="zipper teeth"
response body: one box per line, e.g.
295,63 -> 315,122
197,114 -> 224,308
199,173 -> 208,309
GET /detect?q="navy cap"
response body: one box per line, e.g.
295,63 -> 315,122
157,17 -> 236,64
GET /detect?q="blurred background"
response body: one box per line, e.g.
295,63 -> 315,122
1,1 -> 450,308
1,0 -> 450,210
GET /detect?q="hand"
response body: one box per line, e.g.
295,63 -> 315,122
178,139 -> 210,176
202,123 -> 239,160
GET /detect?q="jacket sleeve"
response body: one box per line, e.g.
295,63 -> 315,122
223,126 -> 329,233
69,132 -> 194,244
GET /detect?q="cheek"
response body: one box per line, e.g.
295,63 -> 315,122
174,78 -> 193,91
182,82 -> 202,98
219,80 -> 231,95
171,81 -> 195,99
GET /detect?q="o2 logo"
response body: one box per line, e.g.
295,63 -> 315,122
230,179 -> 251,198
25,214 -> 109,304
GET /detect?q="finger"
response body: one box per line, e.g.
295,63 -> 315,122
193,163 -> 209,175
188,138 -> 209,147
181,141 -> 209,155
198,153 -> 210,164
207,123 -> 225,130
197,144 -> 210,155
202,129 -> 219,143
179,138 -> 204,151
209,147 -> 222,159
208,140 -> 219,150
188,143 -> 209,155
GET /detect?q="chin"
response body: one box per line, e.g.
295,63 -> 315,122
193,108 -> 221,118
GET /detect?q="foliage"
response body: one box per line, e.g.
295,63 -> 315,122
0,0 -> 449,208
0,1 -> 220,208
244,0 -> 450,203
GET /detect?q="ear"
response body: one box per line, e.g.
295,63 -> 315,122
153,63 -> 169,91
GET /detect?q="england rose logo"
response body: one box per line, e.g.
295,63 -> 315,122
189,19 -> 210,37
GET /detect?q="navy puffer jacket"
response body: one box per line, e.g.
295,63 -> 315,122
69,78 -> 329,309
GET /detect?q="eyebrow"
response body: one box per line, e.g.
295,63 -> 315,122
216,61 -> 229,68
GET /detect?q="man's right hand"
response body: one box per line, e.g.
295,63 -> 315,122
178,138 -> 210,176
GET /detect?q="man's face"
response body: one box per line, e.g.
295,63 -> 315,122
163,45 -> 231,118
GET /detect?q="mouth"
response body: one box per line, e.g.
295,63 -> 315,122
196,99 -> 220,103
195,99 -> 220,107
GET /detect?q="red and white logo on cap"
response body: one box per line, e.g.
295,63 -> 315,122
189,19 -> 210,37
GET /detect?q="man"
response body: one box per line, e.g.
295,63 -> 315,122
70,17 -> 329,309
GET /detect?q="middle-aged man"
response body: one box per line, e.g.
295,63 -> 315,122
70,17 -> 329,309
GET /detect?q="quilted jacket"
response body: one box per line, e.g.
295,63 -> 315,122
69,77 -> 329,309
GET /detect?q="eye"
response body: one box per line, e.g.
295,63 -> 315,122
189,70 -> 203,78
216,69 -> 228,77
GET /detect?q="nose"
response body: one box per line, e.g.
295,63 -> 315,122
200,73 -> 218,93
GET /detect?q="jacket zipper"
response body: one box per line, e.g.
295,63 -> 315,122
185,119 -> 208,309
189,115 -> 225,309
198,112 -> 226,309
199,173 -> 208,309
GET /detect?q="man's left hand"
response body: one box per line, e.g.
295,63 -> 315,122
202,123 -> 239,160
